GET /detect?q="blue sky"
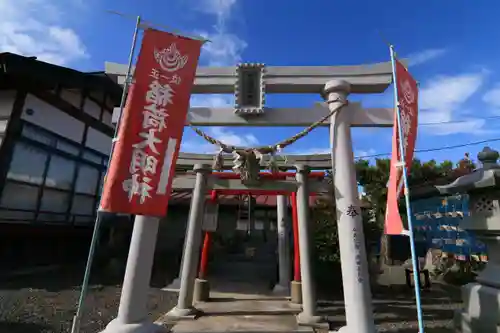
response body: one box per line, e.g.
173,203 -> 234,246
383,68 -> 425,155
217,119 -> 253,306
2,0 -> 500,165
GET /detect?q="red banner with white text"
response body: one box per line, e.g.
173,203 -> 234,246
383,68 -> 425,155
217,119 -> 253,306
100,28 -> 203,216
384,59 -> 419,235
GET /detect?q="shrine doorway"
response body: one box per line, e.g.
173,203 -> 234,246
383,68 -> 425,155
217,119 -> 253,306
208,195 -> 279,293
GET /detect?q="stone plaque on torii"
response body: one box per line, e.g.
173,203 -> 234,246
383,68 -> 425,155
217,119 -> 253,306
105,60 -> 402,333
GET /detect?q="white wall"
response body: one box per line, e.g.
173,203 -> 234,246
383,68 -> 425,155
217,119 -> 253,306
22,93 -> 112,154
86,127 -> 111,155
23,94 -> 86,143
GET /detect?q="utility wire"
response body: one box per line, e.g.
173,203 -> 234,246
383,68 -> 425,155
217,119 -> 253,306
355,137 -> 500,159
419,115 -> 500,127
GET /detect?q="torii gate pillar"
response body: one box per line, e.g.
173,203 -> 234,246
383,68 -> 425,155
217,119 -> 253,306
324,80 -> 375,333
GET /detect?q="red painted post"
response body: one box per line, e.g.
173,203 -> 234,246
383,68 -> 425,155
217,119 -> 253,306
198,232 -> 211,279
198,190 -> 217,279
291,191 -> 301,282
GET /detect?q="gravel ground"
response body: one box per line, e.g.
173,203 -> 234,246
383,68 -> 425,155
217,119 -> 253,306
0,265 -> 461,333
0,264 -> 177,333
323,283 -> 462,332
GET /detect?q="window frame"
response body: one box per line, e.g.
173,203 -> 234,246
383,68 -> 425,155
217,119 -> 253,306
0,121 -> 108,225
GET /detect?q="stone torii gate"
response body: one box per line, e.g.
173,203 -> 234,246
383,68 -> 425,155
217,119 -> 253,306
103,61 -> 398,333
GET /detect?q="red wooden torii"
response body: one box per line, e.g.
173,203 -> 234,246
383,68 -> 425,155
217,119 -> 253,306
197,171 -> 324,282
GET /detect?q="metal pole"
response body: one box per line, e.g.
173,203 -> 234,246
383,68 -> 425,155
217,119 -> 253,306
70,15 -> 141,333
389,44 -> 425,333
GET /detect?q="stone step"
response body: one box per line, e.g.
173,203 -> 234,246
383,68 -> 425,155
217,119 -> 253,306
163,299 -> 314,333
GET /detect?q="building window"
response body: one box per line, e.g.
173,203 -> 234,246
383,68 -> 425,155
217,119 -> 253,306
21,125 -> 55,146
98,172 -> 105,193
7,143 -> 48,185
0,210 -> 35,222
37,213 -> 67,223
40,189 -> 71,213
56,140 -> 80,156
0,121 -> 109,225
0,182 -> 38,210
44,155 -> 76,190
75,164 -> 99,195
71,195 -> 95,216
83,150 -> 103,164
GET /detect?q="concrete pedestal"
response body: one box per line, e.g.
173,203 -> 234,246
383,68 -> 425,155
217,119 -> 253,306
290,281 -> 302,305
101,319 -> 166,333
454,283 -> 500,333
194,278 -> 210,302
100,216 -> 161,333
454,240 -> 500,333
296,312 -> 325,328
163,277 -> 181,292
453,231 -> 500,332
272,283 -> 290,296
438,149 -> 500,333
165,306 -> 202,320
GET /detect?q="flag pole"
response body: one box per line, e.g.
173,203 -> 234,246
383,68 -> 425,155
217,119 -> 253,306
70,15 -> 142,333
389,44 -> 425,333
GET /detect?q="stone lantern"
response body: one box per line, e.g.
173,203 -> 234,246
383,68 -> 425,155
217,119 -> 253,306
435,147 -> 500,332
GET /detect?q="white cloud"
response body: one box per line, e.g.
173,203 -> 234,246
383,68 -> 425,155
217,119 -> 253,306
419,71 -> 488,135
180,140 -> 216,154
197,30 -> 247,67
185,0 -> 254,152
0,0 -> 88,66
196,0 -> 237,23
423,118 -> 487,136
482,84 -> 500,109
407,48 -> 447,67
211,126 -> 258,147
188,0 -> 245,108
193,0 -> 247,67
355,148 -> 377,158
287,148 -> 330,156
280,147 -> 378,159
190,94 -> 234,107
181,127 -> 258,153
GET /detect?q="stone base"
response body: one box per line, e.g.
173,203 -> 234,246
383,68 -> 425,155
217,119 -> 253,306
454,282 -> 500,332
290,280 -> 302,305
162,277 -> 181,292
296,312 -> 328,328
165,306 -> 202,320
194,278 -> 210,302
272,283 -> 290,296
454,310 -> 500,333
100,319 -> 166,333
